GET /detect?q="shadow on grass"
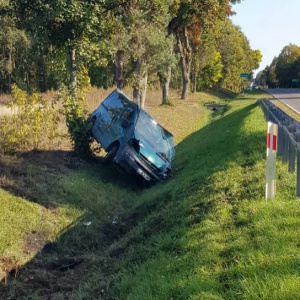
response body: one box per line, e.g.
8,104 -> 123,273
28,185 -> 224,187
0,101 -> 266,298
0,148 -> 144,206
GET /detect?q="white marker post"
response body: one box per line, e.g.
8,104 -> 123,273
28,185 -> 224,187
266,121 -> 278,199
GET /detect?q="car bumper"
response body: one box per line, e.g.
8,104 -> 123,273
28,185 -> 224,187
114,145 -> 162,181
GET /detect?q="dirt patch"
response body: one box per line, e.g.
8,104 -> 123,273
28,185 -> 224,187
23,231 -> 48,256
0,94 -> 12,105
0,105 -> 12,117
0,255 -> 88,299
0,256 -> 20,284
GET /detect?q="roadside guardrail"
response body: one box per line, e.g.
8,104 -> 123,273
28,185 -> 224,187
258,99 -> 300,197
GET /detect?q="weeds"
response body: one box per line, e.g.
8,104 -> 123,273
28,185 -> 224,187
0,85 -> 61,153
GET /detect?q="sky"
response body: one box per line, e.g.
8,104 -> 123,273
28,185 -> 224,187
230,0 -> 300,76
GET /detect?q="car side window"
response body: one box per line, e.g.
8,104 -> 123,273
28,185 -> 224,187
121,107 -> 134,121
120,106 -> 135,129
103,93 -> 130,118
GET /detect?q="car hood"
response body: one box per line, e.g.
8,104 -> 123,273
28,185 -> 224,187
134,132 -> 173,171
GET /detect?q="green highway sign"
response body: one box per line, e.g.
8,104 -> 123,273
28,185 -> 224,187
240,73 -> 251,78
292,79 -> 299,83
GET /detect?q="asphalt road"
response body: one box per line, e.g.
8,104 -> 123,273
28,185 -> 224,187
267,88 -> 300,114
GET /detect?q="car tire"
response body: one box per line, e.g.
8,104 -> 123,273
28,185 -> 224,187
103,145 -> 118,165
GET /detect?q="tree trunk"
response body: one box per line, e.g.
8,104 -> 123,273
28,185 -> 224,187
159,66 -> 171,105
115,50 -> 124,90
192,69 -> 197,93
133,71 -> 148,108
26,71 -> 30,91
140,71 -> 148,109
132,58 -> 148,108
7,45 -> 12,94
40,52 -> 47,92
69,46 -> 77,96
133,58 -> 142,104
7,74 -> 11,94
176,28 -> 192,99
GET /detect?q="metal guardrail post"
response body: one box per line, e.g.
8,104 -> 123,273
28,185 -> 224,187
258,99 -> 300,197
266,104 -> 270,120
278,124 -> 283,155
288,138 -> 295,172
297,145 -> 300,197
288,125 -> 297,172
282,125 -> 289,163
295,132 -> 300,197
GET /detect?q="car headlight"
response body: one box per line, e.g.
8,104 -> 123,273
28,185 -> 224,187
147,156 -> 154,163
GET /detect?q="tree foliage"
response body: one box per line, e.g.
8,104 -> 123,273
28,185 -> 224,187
258,44 -> 300,88
0,0 -> 260,98
167,0 -> 243,98
0,1 -> 30,92
217,19 -> 261,92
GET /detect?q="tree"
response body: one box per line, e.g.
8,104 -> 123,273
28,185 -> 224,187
130,23 -> 174,108
107,0 -> 175,107
255,69 -> 268,88
217,19 -> 261,92
192,28 -> 223,91
168,0 -> 241,99
0,1 -> 30,92
275,44 -> 300,87
264,57 -> 279,88
157,36 -> 176,105
14,0 -> 106,94
198,51 -> 223,90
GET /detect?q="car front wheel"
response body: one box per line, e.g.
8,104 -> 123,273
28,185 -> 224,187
103,145 -> 118,165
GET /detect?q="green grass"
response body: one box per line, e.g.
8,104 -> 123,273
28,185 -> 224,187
94,95 -> 300,300
0,189 -> 82,281
1,90 -> 300,299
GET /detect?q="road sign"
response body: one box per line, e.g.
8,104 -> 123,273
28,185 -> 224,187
292,79 -> 299,83
240,73 -> 251,78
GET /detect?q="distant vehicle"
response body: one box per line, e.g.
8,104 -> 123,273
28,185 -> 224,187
87,89 -> 175,182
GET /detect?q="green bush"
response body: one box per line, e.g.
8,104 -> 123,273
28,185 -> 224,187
59,87 -> 92,157
0,85 -> 60,154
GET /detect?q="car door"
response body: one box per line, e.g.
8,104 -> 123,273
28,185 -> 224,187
93,90 -> 131,149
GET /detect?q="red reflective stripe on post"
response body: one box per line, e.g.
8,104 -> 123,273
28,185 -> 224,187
273,135 -> 277,151
267,133 -> 277,151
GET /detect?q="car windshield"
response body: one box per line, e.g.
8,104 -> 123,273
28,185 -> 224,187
135,109 -> 174,161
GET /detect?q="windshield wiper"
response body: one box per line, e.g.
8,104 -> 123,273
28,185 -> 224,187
156,151 -> 169,162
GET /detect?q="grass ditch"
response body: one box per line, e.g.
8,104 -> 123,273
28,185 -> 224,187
1,89 -> 300,299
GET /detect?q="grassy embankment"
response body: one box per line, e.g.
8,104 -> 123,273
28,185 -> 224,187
1,89 -> 300,299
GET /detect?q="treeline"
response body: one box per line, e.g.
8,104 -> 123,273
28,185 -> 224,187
256,44 -> 300,88
0,0 -> 262,107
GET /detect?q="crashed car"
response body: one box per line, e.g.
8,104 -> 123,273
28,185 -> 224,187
88,89 -> 175,182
